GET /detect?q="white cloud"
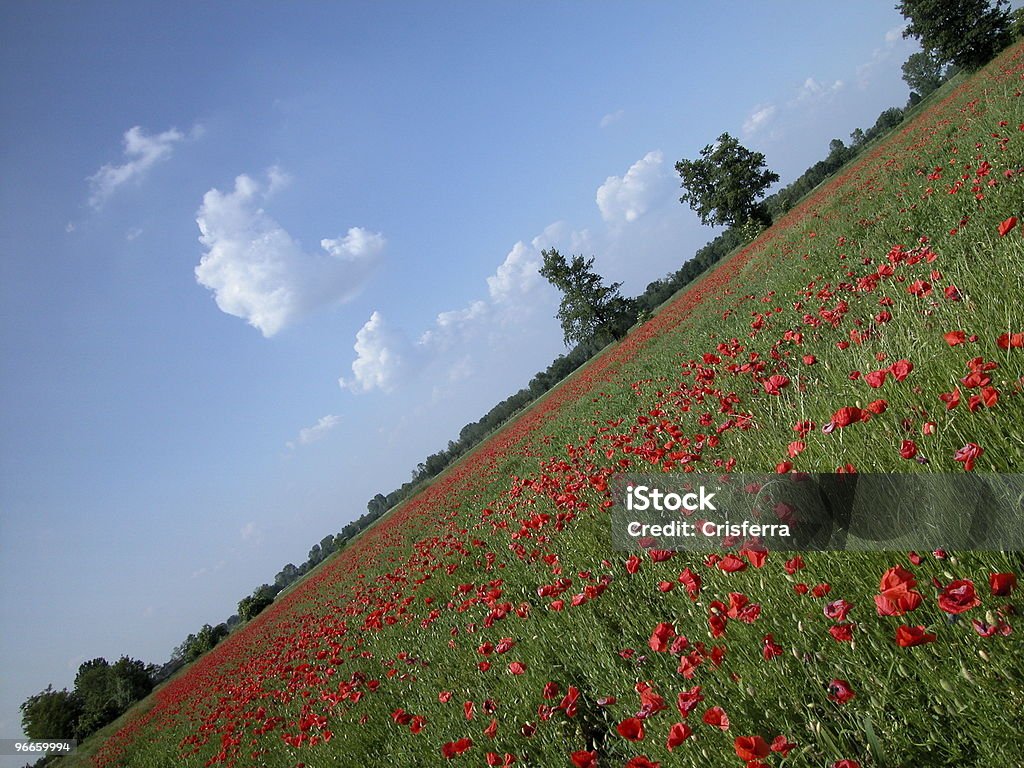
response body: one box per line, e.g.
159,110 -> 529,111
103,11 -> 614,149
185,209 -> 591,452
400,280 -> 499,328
487,241 -> 543,304
596,150 -> 671,226
340,147 -> 708,400
885,24 -> 906,45
743,104 -> 778,135
340,311 -> 414,393
88,126 -> 185,208
125,226 -> 143,241
599,109 -> 625,128
195,169 -> 384,336
792,77 -> 845,105
288,414 -> 341,449
857,26 -> 916,89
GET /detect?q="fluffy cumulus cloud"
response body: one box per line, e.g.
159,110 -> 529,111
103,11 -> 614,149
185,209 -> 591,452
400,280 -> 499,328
88,126 -> 186,208
743,104 -> 778,136
340,311 -> 414,393
195,169 -> 384,336
596,150 -> 672,226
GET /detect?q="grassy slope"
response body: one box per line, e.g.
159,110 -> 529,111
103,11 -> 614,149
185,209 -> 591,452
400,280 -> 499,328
81,43 -> 1024,768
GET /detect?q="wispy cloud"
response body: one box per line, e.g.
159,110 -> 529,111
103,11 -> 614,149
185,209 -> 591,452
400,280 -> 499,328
599,109 -> 625,128
195,168 -> 385,337
791,77 -> 845,106
287,414 -> 342,449
88,126 -> 187,209
743,104 -> 778,136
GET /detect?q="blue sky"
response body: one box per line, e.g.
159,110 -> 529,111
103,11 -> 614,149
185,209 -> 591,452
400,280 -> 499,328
0,0 -> 925,747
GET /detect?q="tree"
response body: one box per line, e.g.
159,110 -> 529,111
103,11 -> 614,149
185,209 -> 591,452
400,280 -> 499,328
901,50 -> 946,97
238,584 -> 276,621
73,658 -> 119,735
897,0 -> 1012,70
20,687 -> 82,740
675,132 -> 779,229
538,249 -> 636,347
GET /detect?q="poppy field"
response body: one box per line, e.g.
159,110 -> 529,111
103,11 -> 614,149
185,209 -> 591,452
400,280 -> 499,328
89,43 -> 1024,768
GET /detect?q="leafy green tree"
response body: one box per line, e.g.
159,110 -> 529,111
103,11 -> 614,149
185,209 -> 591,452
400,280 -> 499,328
538,249 -> 636,347
178,623 -> 229,663
675,132 -> 779,229
73,658 -> 119,735
275,562 -> 300,588
901,49 -> 946,96
20,686 -> 82,740
238,584 -> 276,621
896,0 -> 1012,70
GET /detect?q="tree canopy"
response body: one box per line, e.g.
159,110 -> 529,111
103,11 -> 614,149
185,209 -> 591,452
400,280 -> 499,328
538,249 -> 635,347
901,49 -> 947,96
897,0 -> 1012,70
675,132 -> 779,229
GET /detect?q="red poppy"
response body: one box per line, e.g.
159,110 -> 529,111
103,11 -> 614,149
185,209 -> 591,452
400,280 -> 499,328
678,568 -> 701,600
570,751 -> 597,768
617,717 -> 645,741
827,679 -> 855,705
998,215 -> 1017,236
649,622 -> 675,652
896,625 -> 937,647
824,599 -> 853,621
676,686 -> 704,717
865,369 -> 887,388
770,735 -> 796,756
441,737 -> 473,759
734,735 -> 770,761
762,375 -> 790,395
829,623 -> 855,643
997,332 -> 1024,349
624,758 -> 660,768
830,406 -> 866,428
944,330 -> 967,346
666,722 -> 693,750
953,442 -> 984,471
899,440 -> 918,459
702,706 -> 729,730
938,580 -> 981,614
762,634 -> 783,660
990,572 -> 1017,596
889,359 -> 913,381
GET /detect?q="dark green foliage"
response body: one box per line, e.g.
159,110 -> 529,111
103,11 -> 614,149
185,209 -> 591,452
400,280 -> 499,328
176,623 -> 229,663
675,132 -> 780,228
1013,8 -> 1024,39
238,584 -> 277,621
21,657 -> 153,744
20,686 -> 82,740
897,0 -> 1012,70
538,248 -> 636,347
902,49 -> 947,96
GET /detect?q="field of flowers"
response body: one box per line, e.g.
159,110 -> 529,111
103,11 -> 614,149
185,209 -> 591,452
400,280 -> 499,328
89,43 -> 1023,768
